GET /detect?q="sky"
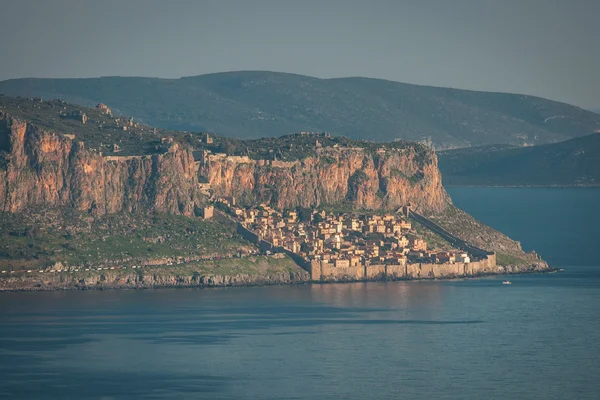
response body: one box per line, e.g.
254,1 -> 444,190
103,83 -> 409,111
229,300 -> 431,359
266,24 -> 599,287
0,0 -> 598,109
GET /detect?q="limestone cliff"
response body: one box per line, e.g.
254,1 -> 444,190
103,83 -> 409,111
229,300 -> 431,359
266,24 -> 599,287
0,113 -> 204,216
201,146 -> 449,212
0,108 -> 450,215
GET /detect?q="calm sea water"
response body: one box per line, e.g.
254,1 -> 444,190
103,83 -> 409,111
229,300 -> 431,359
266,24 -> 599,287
447,187 -> 600,267
1,188 -> 599,400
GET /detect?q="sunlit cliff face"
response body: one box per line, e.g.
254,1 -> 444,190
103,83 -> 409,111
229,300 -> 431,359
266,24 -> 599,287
0,112 -> 449,217
0,115 -> 203,216
201,147 -> 450,213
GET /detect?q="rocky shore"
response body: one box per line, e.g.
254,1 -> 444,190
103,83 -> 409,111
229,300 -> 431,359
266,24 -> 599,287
0,259 -> 552,292
0,269 -> 311,292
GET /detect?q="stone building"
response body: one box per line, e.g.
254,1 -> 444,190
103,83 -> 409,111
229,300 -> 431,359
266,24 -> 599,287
200,206 -> 214,220
409,237 -> 427,252
96,103 -> 112,115
67,110 -> 87,124
401,204 -> 412,218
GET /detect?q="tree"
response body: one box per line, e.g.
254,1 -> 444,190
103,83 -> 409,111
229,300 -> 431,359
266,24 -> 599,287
296,207 -> 312,222
217,139 -> 238,155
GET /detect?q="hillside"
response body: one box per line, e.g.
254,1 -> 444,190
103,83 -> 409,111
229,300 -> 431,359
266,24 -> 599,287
1,72 -> 599,148
438,133 -> 600,186
0,207 -> 253,271
0,205 -> 310,290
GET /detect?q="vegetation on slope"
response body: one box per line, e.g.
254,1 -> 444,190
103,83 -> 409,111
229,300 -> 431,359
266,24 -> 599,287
1,71 -> 599,148
208,132 -> 429,162
0,95 -> 194,156
0,96 -> 429,162
426,205 -> 539,265
0,208 -> 254,271
165,255 -> 302,277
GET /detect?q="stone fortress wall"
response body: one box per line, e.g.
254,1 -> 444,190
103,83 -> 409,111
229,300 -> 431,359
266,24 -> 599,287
200,150 -> 301,169
308,252 -> 498,282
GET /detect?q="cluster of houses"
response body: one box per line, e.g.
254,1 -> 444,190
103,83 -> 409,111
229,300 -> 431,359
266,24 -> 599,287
217,198 -> 471,268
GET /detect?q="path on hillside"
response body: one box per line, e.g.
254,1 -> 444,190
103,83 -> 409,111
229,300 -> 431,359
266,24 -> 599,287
409,211 -> 493,259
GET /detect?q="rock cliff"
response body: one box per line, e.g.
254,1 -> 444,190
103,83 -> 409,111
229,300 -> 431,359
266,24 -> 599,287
201,146 -> 449,212
0,113 -> 204,216
0,110 -> 450,215
0,268 -> 311,291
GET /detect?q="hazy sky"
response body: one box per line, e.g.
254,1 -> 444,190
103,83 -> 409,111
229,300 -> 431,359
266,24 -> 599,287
0,0 -> 598,109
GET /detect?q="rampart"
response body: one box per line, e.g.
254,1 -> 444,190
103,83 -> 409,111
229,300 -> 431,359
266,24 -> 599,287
308,253 -> 498,282
104,155 -> 149,162
202,153 -> 301,169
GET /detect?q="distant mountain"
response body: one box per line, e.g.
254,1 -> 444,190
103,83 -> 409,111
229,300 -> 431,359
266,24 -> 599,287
438,133 -> 600,186
1,71 -> 599,148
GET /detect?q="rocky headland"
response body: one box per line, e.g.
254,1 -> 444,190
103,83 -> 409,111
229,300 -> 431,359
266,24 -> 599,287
0,96 -> 551,291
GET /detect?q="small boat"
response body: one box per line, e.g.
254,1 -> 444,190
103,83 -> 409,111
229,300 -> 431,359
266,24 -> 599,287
502,280 -> 512,285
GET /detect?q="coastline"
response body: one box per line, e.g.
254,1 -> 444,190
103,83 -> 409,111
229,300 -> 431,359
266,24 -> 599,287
0,260 -> 553,292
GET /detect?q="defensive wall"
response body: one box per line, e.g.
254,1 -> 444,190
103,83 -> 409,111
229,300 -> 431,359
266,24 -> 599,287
198,151 -> 301,169
308,252 -> 498,282
103,155 -> 149,162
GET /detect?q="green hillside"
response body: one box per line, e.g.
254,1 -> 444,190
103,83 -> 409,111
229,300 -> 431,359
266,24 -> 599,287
1,71 -> 599,148
0,208 -> 253,271
438,133 -> 600,186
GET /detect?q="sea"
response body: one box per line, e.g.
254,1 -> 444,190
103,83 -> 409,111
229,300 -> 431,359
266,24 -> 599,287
0,187 -> 599,400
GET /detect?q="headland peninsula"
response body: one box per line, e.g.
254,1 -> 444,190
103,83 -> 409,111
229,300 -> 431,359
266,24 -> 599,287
0,96 -> 549,291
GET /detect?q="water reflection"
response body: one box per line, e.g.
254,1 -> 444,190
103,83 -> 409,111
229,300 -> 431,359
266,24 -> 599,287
309,280 -> 445,310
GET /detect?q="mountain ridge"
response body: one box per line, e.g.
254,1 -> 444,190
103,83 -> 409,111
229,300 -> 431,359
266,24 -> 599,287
2,71 -> 599,148
438,133 -> 600,186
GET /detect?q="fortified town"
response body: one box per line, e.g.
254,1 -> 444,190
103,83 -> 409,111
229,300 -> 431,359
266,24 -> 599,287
212,197 -> 497,281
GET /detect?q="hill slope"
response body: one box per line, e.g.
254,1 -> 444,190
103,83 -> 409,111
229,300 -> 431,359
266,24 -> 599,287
1,71 -> 599,148
438,133 -> 600,186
